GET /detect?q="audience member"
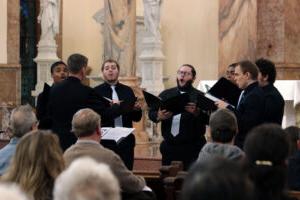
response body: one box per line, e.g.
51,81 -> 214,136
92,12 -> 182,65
54,157 -> 120,200
197,109 -> 244,163
149,64 -> 209,170
64,108 -> 154,199
0,183 -> 29,200
244,124 -> 293,200
225,62 -> 238,84
181,158 -> 254,200
285,126 -> 300,190
0,105 -> 37,175
36,61 -> 68,129
1,130 -> 65,200
94,59 -> 142,170
256,58 -> 284,125
216,60 -> 265,148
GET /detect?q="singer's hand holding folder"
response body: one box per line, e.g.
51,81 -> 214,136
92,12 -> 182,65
143,90 -> 189,115
205,77 -> 241,107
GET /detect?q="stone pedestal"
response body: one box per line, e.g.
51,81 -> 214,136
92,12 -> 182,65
32,40 -> 59,97
139,37 -> 165,96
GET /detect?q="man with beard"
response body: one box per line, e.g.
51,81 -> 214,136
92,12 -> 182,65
94,59 -> 142,170
149,64 -> 209,170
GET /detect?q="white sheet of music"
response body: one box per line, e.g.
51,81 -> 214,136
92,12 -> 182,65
101,127 -> 135,142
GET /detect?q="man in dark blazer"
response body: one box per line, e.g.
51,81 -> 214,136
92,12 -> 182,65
148,64 -> 209,170
216,60 -> 265,149
47,53 -> 109,151
256,58 -> 284,125
94,59 -> 142,170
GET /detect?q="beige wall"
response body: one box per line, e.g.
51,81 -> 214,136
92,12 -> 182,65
62,0 -> 219,88
160,0 -> 218,88
62,0 -> 103,76
0,0 -> 7,63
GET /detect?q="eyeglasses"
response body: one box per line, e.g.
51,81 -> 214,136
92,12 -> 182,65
177,71 -> 192,76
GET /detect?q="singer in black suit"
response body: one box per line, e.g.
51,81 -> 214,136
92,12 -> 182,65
94,59 -> 142,170
256,58 -> 284,125
149,64 -> 209,170
216,60 -> 265,149
47,54 -> 112,151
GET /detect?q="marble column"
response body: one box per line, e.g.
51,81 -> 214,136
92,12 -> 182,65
219,0 -> 257,76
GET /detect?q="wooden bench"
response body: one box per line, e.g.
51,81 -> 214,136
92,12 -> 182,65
288,190 -> 300,200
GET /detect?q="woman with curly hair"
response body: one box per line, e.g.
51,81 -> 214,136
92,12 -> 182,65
1,130 -> 65,200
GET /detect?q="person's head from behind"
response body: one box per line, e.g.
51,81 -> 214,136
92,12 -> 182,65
181,158 -> 254,200
101,59 -> 120,85
9,104 -> 37,138
284,126 -> 300,156
234,60 -> 259,90
226,62 -> 238,83
176,64 -> 196,90
209,109 -> 238,144
54,157 -> 120,200
67,53 -> 88,79
244,124 -> 289,195
2,130 -> 64,200
0,183 -> 29,200
50,61 -> 68,84
255,58 -> 276,87
71,108 -> 101,141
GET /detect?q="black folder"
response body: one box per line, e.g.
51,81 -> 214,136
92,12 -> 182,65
143,90 -> 189,115
196,93 -> 217,111
207,77 -> 241,107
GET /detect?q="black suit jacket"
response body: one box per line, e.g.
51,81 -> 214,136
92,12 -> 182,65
262,84 -> 284,125
48,77 -> 107,151
228,82 -> 265,148
94,82 -> 142,128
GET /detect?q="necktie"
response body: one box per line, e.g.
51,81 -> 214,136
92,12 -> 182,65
237,91 -> 245,109
111,85 -> 123,127
170,91 -> 184,137
171,114 -> 181,137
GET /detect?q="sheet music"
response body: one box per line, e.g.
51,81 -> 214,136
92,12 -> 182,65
101,127 -> 135,142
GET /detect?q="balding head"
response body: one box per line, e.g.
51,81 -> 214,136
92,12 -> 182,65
71,108 -> 101,138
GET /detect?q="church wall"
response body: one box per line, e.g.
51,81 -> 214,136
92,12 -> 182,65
62,0 -> 103,75
0,0 -> 7,63
160,0 -> 219,88
61,1 -> 219,89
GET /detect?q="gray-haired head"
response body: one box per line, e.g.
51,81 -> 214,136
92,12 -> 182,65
10,105 -> 37,138
54,157 -> 120,200
0,183 -> 29,200
67,53 -> 88,74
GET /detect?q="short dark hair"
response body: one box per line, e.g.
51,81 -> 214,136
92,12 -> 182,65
101,59 -> 120,71
228,62 -> 238,68
181,158 -> 254,200
67,54 -> 88,74
50,61 -> 67,74
255,58 -> 276,84
244,124 -> 289,199
238,60 -> 259,80
209,109 -> 238,143
181,64 -> 196,78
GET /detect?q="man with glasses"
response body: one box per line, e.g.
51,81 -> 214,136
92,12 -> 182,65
149,64 -> 209,170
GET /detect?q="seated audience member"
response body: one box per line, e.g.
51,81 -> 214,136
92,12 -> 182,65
64,108 -> 155,199
197,109 -> 244,163
0,105 -> 37,175
244,124 -> 293,200
0,183 -> 29,200
181,158 -> 254,200
54,157 -> 120,200
1,130 -> 65,200
225,62 -> 238,84
36,61 -> 68,129
285,126 -> 300,190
